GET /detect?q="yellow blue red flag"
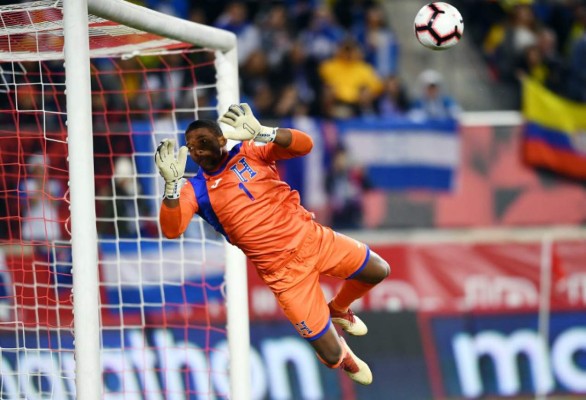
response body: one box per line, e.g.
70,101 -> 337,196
522,79 -> 586,179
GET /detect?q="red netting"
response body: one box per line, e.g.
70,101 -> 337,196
0,5 -> 231,398
0,1 -> 191,61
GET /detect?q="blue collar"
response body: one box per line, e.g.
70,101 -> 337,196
198,143 -> 243,177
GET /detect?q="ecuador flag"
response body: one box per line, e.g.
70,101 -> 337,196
522,78 -> 586,179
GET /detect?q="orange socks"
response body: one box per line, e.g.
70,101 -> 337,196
330,280 -> 376,312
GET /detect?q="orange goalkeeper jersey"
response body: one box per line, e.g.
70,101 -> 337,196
159,129 -> 314,274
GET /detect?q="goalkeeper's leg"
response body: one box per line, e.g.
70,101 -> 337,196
328,250 -> 390,336
269,267 -> 373,385
311,323 -> 373,385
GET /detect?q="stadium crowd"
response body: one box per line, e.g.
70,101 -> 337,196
121,0 -> 459,122
458,0 -> 586,106
133,0 -> 586,114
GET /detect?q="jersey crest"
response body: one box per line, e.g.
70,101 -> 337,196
230,157 -> 257,182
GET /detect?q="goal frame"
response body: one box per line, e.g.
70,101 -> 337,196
63,0 -> 250,398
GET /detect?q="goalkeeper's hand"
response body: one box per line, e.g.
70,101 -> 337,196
219,103 -> 278,143
155,138 -> 188,199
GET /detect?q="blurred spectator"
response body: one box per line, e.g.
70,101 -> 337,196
564,1 -> 586,55
355,86 -> 378,120
215,2 -> 260,66
284,0 -> 316,31
273,85 -> 303,119
539,1 -> 575,56
318,37 -> 383,118
352,4 -> 399,78
144,0 -> 189,18
318,84 -> 340,119
516,27 -> 566,94
95,57 -> 145,116
409,69 -> 461,121
535,28 -> 566,94
186,1 -> 227,25
142,53 -> 192,110
258,4 -> 294,69
19,154 -> 63,243
459,0 -> 505,46
516,44 -> 549,83
507,3 -> 541,52
326,144 -> 370,230
331,0 -> 375,30
298,6 -> 345,62
240,51 -> 275,118
565,4 -> 586,102
96,157 -> 154,238
274,39 -> 321,114
188,6 -> 208,25
376,75 -> 410,117
250,81 -> 276,119
484,3 -> 541,83
240,50 -> 271,97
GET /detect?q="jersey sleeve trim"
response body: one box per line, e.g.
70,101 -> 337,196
188,173 -> 231,242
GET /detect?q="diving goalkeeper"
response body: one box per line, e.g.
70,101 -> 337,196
156,103 -> 390,385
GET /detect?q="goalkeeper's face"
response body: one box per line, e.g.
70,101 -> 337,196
185,127 -> 228,171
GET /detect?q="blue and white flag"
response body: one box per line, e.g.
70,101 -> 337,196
99,237 -> 226,315
338,118 -> 459,191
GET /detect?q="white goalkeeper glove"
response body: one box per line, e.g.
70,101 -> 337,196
155,138 -> 188,199
219,103 -> 278,143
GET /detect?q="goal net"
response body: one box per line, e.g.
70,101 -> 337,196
0,1 -> 245,398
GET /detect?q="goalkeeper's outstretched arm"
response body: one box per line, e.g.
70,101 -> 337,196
220,103 -> 313,157
155,138 -> 196,238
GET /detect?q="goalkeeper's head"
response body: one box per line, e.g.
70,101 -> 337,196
184,119 -> 228,172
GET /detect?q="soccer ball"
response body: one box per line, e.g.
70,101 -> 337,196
414,2 -> 464,51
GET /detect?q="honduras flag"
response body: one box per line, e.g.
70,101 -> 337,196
99,237 -> 226,316
338,118 -> 459,191
522,78 -> 586,180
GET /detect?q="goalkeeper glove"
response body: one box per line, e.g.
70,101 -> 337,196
219,103 -> 278,143
155,138 -> 188,199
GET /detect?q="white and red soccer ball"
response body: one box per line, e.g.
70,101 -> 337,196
414,2 -> 464,50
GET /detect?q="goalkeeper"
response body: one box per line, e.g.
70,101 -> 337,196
156,103 -> 390,385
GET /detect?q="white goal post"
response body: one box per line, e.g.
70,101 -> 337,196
63,1 -> 100,399
79,1 -> 250,398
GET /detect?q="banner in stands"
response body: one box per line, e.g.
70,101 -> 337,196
99,239 -> 226,318
247,239 -> 586,319
422,310 -> 586,398
0,323 -> 346,399
337,118 -> 459,191
522,78 -> 586,180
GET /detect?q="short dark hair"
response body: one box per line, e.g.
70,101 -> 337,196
185,119 -> 223,137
